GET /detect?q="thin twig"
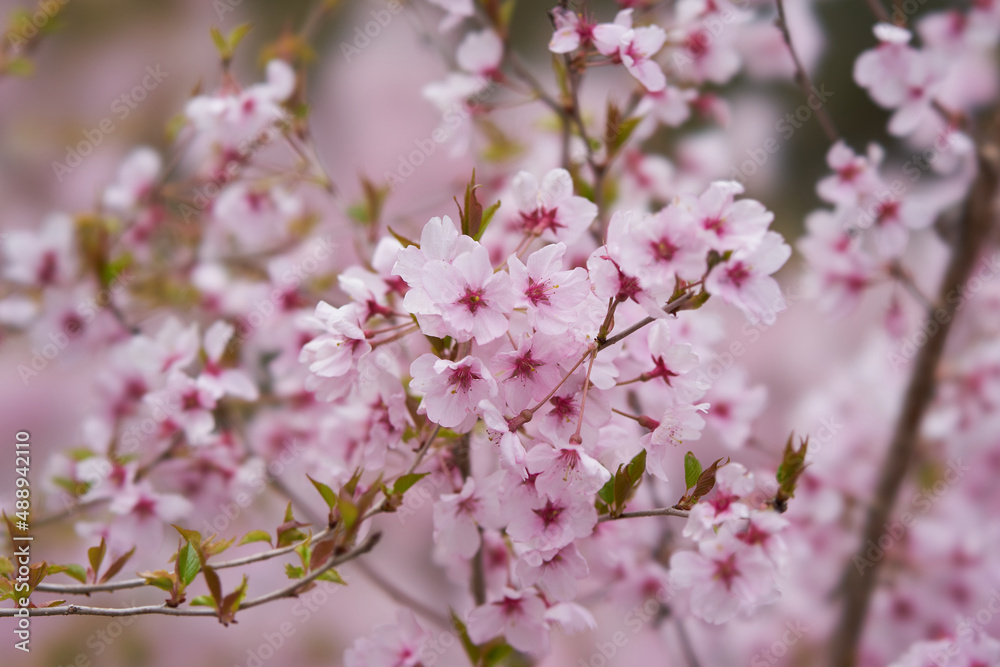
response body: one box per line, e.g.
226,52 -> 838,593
598,507 -> 691,522
3,533 -> 379,618
774,0 -> 839,144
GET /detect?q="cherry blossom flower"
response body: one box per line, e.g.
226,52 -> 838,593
107,480 -> 193,551
514,543 -> 590,601
410,354 -> 497,431
103,147 -> 161,213
524,440 -> 611,498
548,7 -> 596,54
198,321 -> 259,401
705,230 -> 791,321
680,181 -> 773,254
467,588 -> 550,655
511,168 -> 598,244
491,335 -> 568,413
2,213 -> 77,287
702,368 -> 767,449
144,371 -> 218,444
344,609 -> 431,667
594,9 -> 668,91
299,302 -> 372,401
886,629 -> 1000,667
508,242 -> 591,335
506,484 -> 597,553
433,476 -> 502,560
816,141 -> 883,207
683,463 -> 756,540
669,531 -> 780,624
420,245 -> 514,344
457,29 -> 503,78
479,399 -> 530,476
644,401 -> 709,481
616,203 -> 709,290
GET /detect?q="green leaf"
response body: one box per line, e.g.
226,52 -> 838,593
451,611 -> 482,663
386,226 -> 418,248
597,477 -> 615,507
316,569 -> 346,585
307,475 -> 338,509
210,27 -> 228,57
391,473 -> 429,496
139,570 -> 176,592
47,563 -> 87,584
609,116 -> 642,154
218,575 -> 248,626
5,57 -> 35,77
473,199 -> 501,242
238,530 -> 273,547
684,451 -> 702,490
483,641 -> 516,666
190,595 -> 216,607
87,538 -> 106,581
177,542 -> 201,586
775,434 -> 809,509
172,525 -> 203,552
285,564 -> 305,579
227,23 -> 252,53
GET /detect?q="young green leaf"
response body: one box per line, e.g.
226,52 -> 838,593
238,530 -> 273,547
177,542 -> 201,587
307,475 -> 338,509
684,451 -> 703,490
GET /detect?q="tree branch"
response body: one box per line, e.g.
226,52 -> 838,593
2,532 -> 380,618
829,115 -> 1000,667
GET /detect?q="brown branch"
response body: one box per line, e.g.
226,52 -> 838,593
829,116 -> 1000,667
598,507 -> 691,522
1,532 -> 379,618
774,0 -> 839,144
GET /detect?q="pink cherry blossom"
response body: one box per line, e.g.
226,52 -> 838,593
3,214 -> 77,287
702,368 -> 767,449
506,484 -> 597,553
299,302 -> 372,401
410,354 -> 497,431
525,440 -> 611,498
512,168 -> 598,244
514,543 -> 589,601
680,180 -> 773,254
508,242 -> 591,335
643,401 -> 709,481
344,609 -> 431,667
669,531 -> 780,624
457,29 -> 503,77
103,147 -> 161,213
420,245 -> 514,344
594,9 -> 668,91
491,335 -> 568,413
467,588 -> 550,655
683,462 -> 755,540
705,230 -> 791,321
433,476 -> 502,560
548,7 -> 596,54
